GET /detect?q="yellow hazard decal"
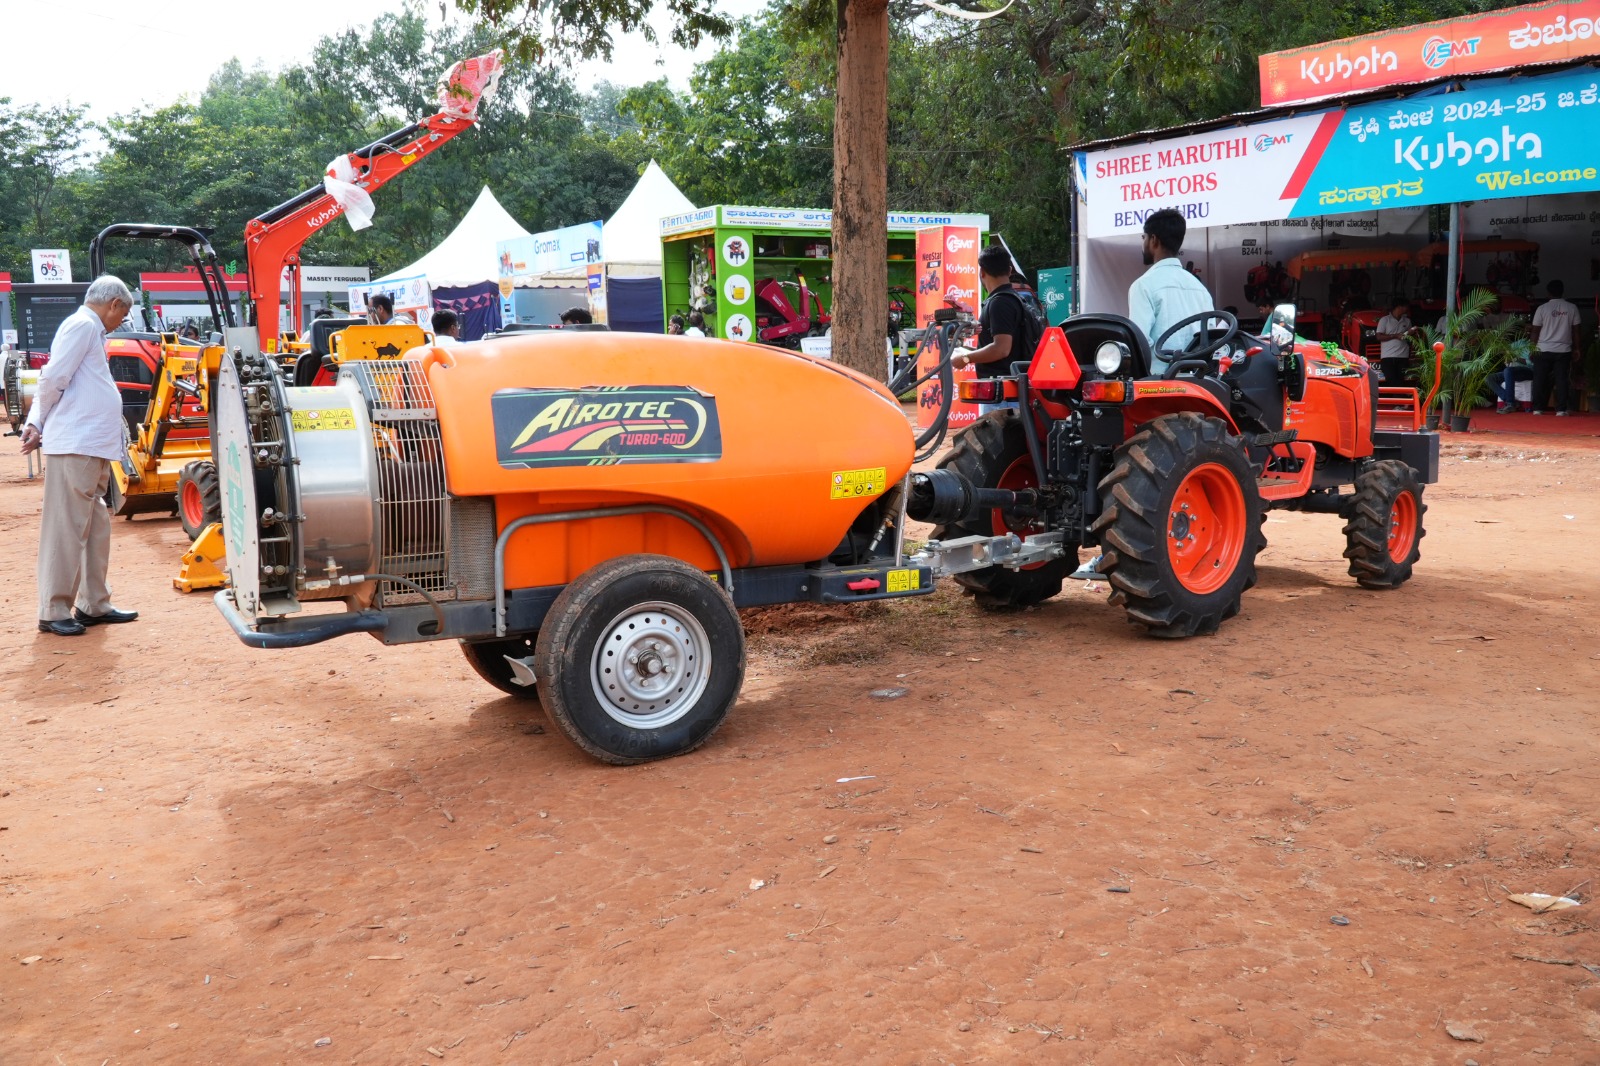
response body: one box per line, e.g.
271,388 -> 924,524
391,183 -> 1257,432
830,466 -> 887,500
886,568 -> 920,593
291,407 -> 357,432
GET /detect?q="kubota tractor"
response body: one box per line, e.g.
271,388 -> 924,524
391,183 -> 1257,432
902,305 -> 1440,637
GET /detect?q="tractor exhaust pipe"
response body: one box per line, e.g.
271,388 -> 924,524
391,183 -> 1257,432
907,470 -> 1037,526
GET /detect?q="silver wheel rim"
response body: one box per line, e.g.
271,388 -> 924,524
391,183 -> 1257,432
590,601 -> 711,730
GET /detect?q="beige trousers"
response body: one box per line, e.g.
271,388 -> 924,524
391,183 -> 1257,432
37,454 -> 114,621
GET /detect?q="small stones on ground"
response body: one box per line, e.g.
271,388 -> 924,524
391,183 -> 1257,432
520,722 -> 544,735
749,879 -> 766,891
1020,846 -> 1044,854
19,956 -> 41,965
823,834 -> 838,844
869,688 -> 908,700
314,1037 -> 332,1048
1466,1060 -> 1479,1066
1445,1024 -> 1485,1043
958,1021 -> 972,1032
1107,886 -> 1131,894
1330,915 -> 1351,926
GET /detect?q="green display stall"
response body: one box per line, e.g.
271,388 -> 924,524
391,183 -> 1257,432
660,206 -> 990,344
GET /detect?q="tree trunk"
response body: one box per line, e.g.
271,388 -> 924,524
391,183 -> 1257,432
832,0 -> 890,381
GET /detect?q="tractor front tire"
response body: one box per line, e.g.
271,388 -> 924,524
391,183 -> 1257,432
933,412 -> 1072,610
1342,460 -> 1426,589
1092,412 -> 1265,638
176,461 -> 222,541
533,555 -> 745,765
460,635 -> 543,703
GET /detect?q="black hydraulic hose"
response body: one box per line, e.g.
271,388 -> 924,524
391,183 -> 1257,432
888,320 -> 961,462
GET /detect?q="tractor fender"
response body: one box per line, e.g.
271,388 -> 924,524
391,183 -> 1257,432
1120,380 -> 1239,436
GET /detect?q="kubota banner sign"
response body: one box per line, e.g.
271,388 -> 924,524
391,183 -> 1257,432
1080,66 -> 1600,236
914,226 -> 982,431
1260,0 -> 1600,107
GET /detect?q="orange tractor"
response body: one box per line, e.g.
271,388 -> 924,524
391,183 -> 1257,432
902,305 -> 1439,635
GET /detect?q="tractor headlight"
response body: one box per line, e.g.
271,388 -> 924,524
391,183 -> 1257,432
1095,340 -> 1129,375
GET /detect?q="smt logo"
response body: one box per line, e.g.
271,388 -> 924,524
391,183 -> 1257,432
945,234 -> 976,253
1253,133 -> 1294,152
492,386 -> 722,469
1422,35 -> 1480,69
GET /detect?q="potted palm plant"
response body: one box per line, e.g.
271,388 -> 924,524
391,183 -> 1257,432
1448,300 -> 1527,431
1411,287 -> 1497,429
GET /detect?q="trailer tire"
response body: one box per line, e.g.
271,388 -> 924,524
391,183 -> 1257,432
1091,412 -> 1264,638
533,555 -> 745,765
460,636 -> 544,703
177,461 -> 222,541
1342,460 -> 1425,589
933,411 -> 1072,610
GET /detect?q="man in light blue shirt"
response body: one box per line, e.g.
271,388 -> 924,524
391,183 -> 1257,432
21,276 -> 141,636
1127,208 -> 1216,369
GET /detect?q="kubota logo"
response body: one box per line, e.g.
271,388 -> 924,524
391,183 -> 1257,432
1253,133 -> 1294,151
306,204 -> 344,229
491,386 -> 723,469
946,261 -> 976,275
946,234 -> 975,253
1422,35 -> 1480,68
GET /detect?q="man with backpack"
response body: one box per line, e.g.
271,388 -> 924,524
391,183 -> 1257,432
952,246 -> 1043,413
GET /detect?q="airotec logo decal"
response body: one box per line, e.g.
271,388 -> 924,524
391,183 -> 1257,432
492,386 -> 722,468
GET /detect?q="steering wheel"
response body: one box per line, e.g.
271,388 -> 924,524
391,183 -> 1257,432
1154,310 -> 1240,379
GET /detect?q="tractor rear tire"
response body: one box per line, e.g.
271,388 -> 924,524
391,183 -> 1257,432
932,411 -> 1072,610
460,635 -> 543,703
1091,412 -> 1265,638
176,461 -> 222,541
1342,460 -> 1425,589
533,555 -> 745,765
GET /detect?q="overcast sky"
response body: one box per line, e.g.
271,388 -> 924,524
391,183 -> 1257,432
0,0 -> 766,120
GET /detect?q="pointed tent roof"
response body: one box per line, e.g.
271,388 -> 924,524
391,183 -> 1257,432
601,161 -> 696,266
377,186 -> 530,288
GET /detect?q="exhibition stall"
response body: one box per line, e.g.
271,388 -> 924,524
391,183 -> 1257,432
659,206 -> 990,343
1072,0 -> 1600,375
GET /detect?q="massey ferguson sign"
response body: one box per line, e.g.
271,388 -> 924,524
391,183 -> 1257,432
1260,0 -> 1600,106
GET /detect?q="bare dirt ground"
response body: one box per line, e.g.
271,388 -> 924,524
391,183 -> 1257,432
2,433 -> 1598,1065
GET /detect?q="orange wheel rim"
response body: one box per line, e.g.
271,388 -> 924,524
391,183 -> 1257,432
1387,490 -> 1418,560
180,479 -> 205,528
1166,462 -> 1247,595
994,455 -> 1049,570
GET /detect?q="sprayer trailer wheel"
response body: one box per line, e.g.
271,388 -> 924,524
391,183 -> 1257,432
533,554 -> 745,765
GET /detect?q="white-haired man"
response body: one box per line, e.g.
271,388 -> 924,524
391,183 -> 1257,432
21,276 -> 140,636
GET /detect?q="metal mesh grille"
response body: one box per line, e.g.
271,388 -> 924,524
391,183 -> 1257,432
345,361 -> 451,604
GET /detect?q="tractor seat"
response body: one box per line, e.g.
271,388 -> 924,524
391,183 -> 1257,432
1060,313 -> 1153,379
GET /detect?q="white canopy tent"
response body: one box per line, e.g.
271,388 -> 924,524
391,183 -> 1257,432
601,160 -> 696,276
375,185 -> 531,288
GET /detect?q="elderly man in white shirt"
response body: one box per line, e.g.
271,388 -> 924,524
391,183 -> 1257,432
21,276 -> 141,636
1127,208 -> 1216,369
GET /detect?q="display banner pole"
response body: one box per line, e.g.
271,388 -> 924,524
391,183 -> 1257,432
1445,202 -> 1461,341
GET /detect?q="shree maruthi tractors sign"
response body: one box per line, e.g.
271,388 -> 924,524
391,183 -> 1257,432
1078,65 -> 1600,237
1260,0 -> 1600,107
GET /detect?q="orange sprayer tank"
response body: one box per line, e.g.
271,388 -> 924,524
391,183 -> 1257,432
421,333 -> 915,591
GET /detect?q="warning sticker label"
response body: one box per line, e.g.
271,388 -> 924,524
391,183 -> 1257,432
886,568 -> 921,593
830,466 -> 887,500
291,408 -> 357,432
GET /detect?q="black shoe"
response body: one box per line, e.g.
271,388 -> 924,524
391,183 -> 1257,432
39,618 -> 87,636
73,607 -> 139,626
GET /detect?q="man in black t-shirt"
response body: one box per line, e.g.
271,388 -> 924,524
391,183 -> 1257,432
953,246 -> 1031,413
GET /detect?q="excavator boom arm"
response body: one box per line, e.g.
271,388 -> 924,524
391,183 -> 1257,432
243,50 -> 503,346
